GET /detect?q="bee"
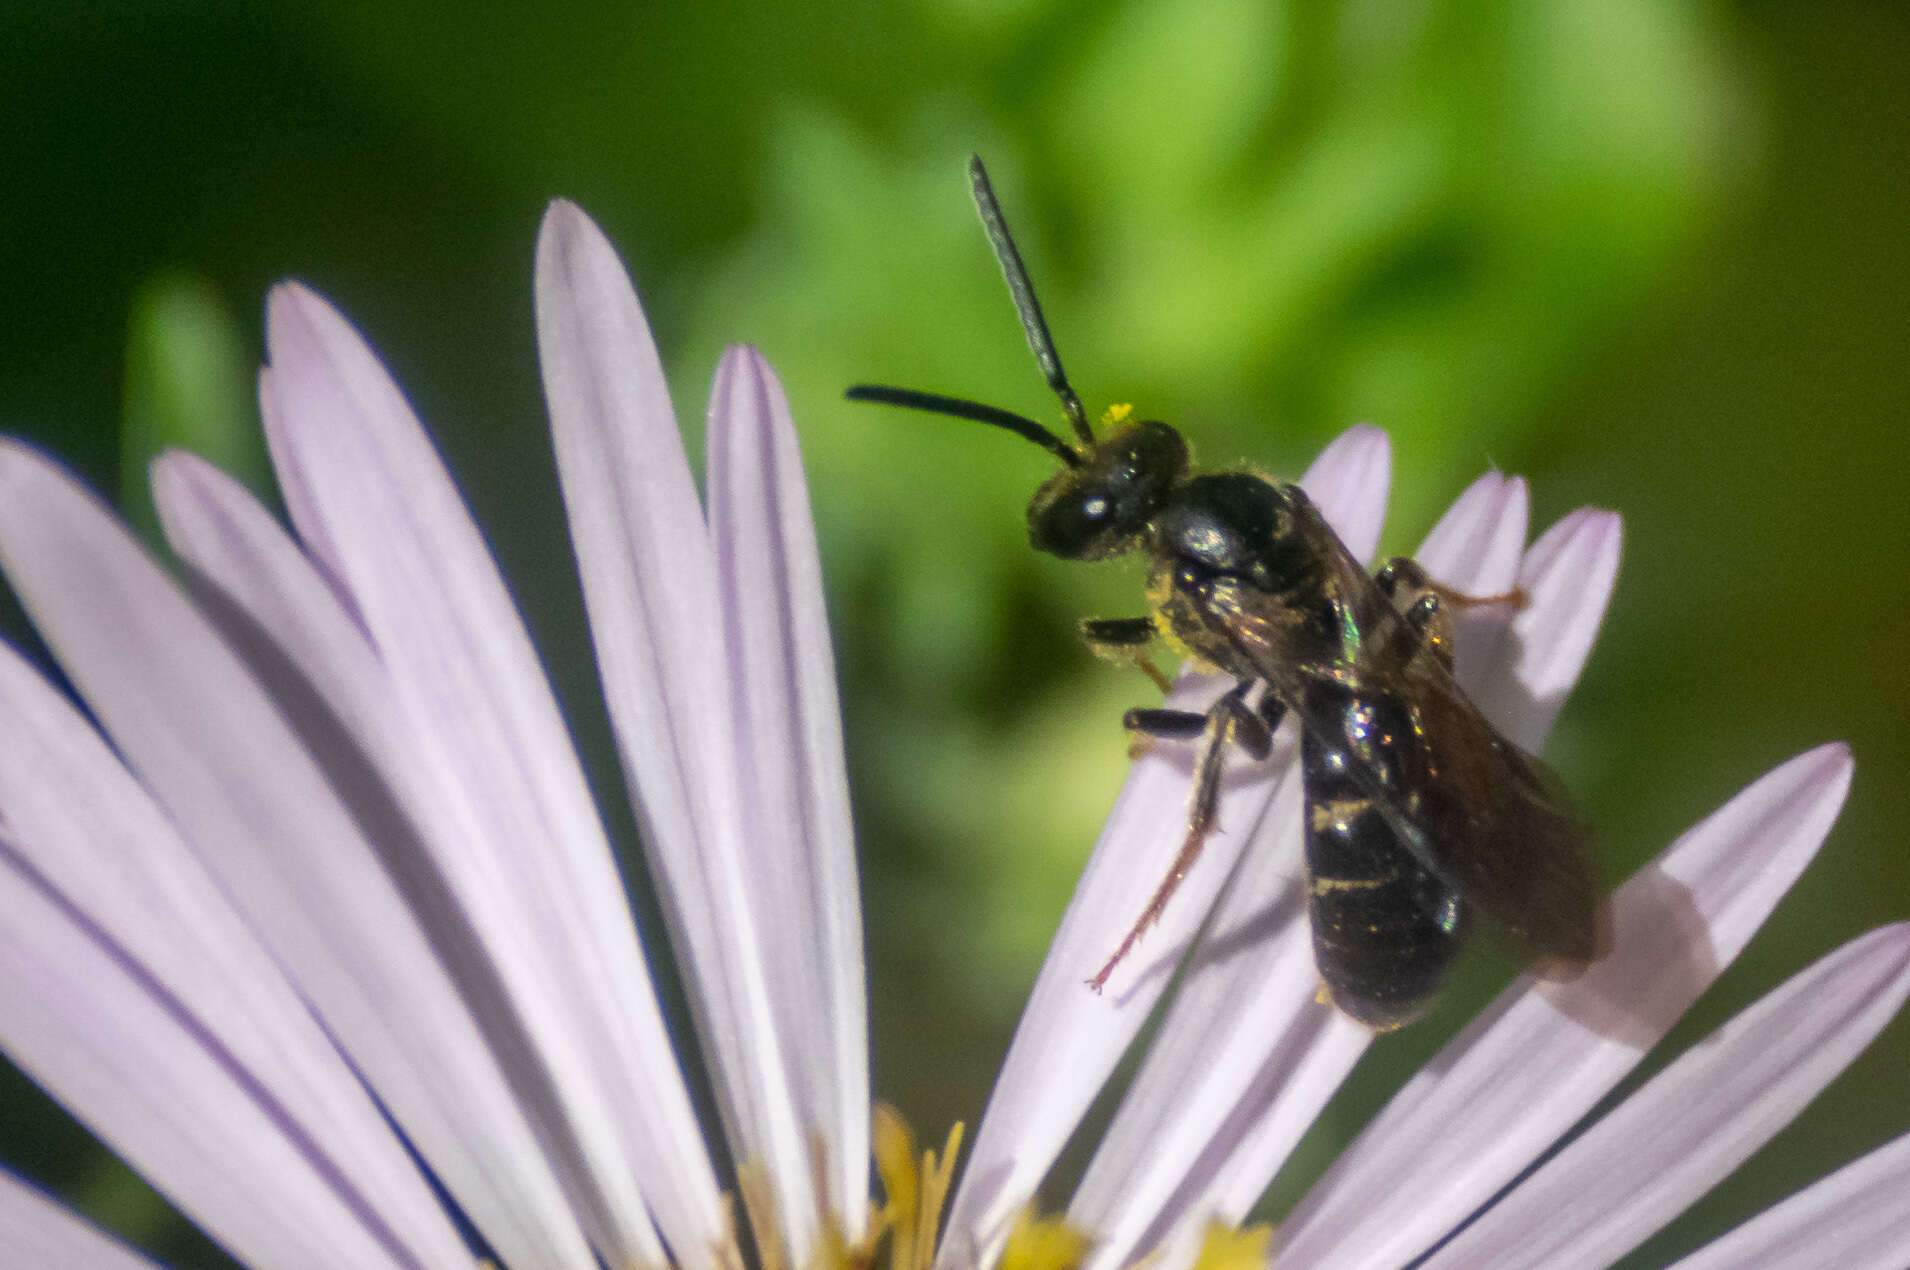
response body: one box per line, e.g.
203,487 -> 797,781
849,157 -> 1605,1029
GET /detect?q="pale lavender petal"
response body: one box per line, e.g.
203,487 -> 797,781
260,281 -> 725,1264
1474,508 -> 1623,752
1281,743 -> 1853,1270
0,592 -> 467,1270
534,203 -> 814,1250
0,852 -> 444,1270
1412,471 -> 1529,693
1414,470 -> 1527,569
1426,923 -> 1910,1269
154,451 -> 601,1270
1065,741 -> 1316,1270
937,429 -> 1393,1269
706,347 -> 869,1236
1411,470 -> 1528,598
1671,1130 -> 1910,1270
1068,467 -> 1529,1269
1300,423 -> 1391,560
0,1171 -> 165,1270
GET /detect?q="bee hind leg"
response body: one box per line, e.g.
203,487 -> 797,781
1377,556 -> 1525,611
1089,679 -> 1264,992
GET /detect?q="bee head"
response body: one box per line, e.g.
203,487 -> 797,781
1027,417 -> 1187,561
849,157 -> 1192,561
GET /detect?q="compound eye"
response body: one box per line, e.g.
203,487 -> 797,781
1030,486 -> 1117,559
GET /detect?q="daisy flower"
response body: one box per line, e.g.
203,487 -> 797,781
0,201 -> 864,1270
0,197 -> 1904,1270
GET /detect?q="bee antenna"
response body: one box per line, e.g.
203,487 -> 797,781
968,155 -> 1096,449
845,384 -> 1083,468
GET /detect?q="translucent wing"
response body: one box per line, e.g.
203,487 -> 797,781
1401,665 -> 1602,965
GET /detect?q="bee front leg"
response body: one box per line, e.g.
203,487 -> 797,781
1081,616 -> 1173,694
1089,679 -> 1264,992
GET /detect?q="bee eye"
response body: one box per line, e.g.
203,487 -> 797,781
1029,485 -> 1121,559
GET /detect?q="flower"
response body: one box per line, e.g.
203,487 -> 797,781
0,202 -> 864,1270
0,197 -> 1905,1270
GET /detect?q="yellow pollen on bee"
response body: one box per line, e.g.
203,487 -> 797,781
1310,874 -> 1389,894
1308,798 -> 1370,833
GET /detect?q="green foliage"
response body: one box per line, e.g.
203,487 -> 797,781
120,272 -> 264,545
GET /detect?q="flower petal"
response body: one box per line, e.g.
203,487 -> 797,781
153,451 -> 602,1270
706,346 -> 869,1236
1425,922 -> 1910,1269
259,280 -> 726,1265
0,451 -> 474,1270
1066,467 -> 1531,1269
1300,424 -> 1391,562
937,428 -> 1392,1269
1670,1129 -> 1910,1270
0,1172 -> 165,1270
1411,470 -> 1529,693
1474,507 -> 1622,753
534,203 -> 815,1251
1280,743 -> 1854,1270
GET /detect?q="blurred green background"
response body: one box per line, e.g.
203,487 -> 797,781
2,1 -> 1906,1266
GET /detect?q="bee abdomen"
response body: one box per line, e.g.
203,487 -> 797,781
1301,707 -> 1466,1031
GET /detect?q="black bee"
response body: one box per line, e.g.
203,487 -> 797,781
849,157 -> 1604,1029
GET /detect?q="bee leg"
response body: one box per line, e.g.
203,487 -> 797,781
1373,557 -> 1412,597
1124,707 -> 1207,739
1375,557 -> 1460,663
1123,705 -> 1205,759
1378,556 -> 1525,610
1126,690 -> 1274,760
1081,616 -> 1173,693
1089,679 -> 1260,992
1434,580 -> 1526,609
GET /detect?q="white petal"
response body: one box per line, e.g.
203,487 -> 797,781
1300,424 -> 1391,561
534,204 -> 815,1251
1067,466 -> 1530,1269
260,280 -> 724,1264
154,451 -> 601,1270
1411,470 -> 1529,692
1426,923 -> 1910,1269
1281,743 -> 1854,1270
1671,1130 -> 1910,1270
1064,741 -> 1318,1270
706,347 -> 869,1236
0,611 -> 466,1270
1475,507 -> 1622,752
937,428 -> 1393,1269
0,1171 -> 164,1270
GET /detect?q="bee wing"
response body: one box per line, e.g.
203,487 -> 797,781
1405,665 -> 1603,967
1219,583 -> 1602,971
